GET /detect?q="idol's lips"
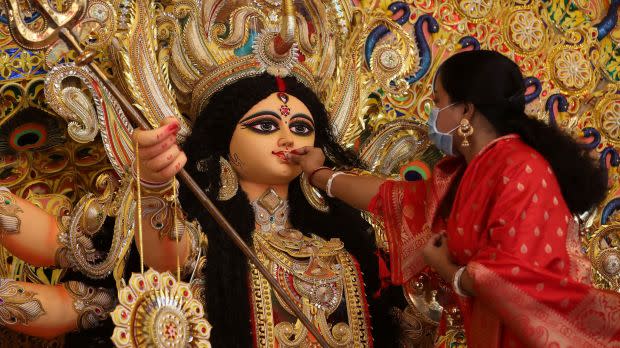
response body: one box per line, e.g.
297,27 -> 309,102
272,151 -> 289,161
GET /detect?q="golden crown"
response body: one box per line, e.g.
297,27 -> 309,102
116,0 -> 424,149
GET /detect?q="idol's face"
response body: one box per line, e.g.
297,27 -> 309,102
229,92 -> 316,185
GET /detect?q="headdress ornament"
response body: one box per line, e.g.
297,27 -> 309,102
112,0 -> 425,153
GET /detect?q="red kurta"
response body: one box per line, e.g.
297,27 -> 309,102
369,135 -> 620,347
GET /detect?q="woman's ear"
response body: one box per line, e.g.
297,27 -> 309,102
463,102 -> 475,120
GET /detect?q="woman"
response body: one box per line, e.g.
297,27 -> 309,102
290,50 -> 620,347
133,74 -> 401,347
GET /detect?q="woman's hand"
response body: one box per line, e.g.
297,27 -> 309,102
423,233 -> 458,282
132,117 -> 187,184
288,146 -> 326,175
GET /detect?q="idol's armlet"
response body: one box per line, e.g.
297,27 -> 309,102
0,187 -> 62,267
133,179 -> 192,272
0,279 -> 114,339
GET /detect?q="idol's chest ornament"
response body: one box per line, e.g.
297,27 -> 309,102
249,188 -> 369,347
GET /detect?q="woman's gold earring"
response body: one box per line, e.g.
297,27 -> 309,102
218,157 -> 238,201
300,172 -> 329,212
458,119 -> 474,147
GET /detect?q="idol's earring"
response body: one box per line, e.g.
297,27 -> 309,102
218,157 -> 238,201
196,158 -> 208,173
458,118 -> 474,147
300,172 -> 329,213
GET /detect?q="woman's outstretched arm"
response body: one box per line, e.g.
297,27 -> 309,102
288,146 -> 386,210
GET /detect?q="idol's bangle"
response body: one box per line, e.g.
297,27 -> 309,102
326,171 -> 346,198
181,220 -> 205,281
63,281 -> 116,330
138,178 -> 175,196
452,266 -> 469,297
0,186 -> 22,236
0,278 -> 45,325
135,178 -> 185,241
308,166 -> 331,187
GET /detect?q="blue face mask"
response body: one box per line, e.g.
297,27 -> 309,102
427,103 -> 459,156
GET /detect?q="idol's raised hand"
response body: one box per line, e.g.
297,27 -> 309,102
132,117 -> 187,183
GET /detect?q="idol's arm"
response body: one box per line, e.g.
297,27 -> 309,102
2,280 -> 78,339
133,183 -> 191,274
130,117 -> 199,275
0,188 -> 61,267
1,279 -> 114,339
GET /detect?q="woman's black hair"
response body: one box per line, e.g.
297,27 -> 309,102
437,50 -> 607,214
179,73 -> 398,347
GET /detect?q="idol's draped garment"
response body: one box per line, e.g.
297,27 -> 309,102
368,135 -> 620,347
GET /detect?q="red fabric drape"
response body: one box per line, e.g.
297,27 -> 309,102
368,135 -> 620,347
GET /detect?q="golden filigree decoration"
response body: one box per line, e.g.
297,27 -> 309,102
0,187 -> 23,235
455,0 -> 496,21
63,280 -> 116,330
111,269 -> 212,347
589,225 -> 620,291
503,6 -> 547,55
0,278 -> 45,325
250,229 -> 371,347
593,85 -> 620,146
546,29 -> 598,96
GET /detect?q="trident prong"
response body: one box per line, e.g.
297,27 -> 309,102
3,0 -> 86,50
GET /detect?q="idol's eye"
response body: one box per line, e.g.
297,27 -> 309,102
289,122 -> 314,136
242,119 -> 280,134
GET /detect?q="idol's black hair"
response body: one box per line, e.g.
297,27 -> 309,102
179,74 -> 398,346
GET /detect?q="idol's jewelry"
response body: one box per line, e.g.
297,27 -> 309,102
181,220 -> 205,280
452,266 -> 469,297
300,172 -> 329,213
277,92 -> 291,117
110,142 -> 211,347
0,278 -> 45,325
251,188 -> 289,232
218,157 -> 239,201
457,119 -> 474,147
326,171 -> 346,198
0,187 -> 22,235
63,281 -> 116,330
54,193 -> 109,274
54,215 -> 74,268
139,179 -> 186,241
195,158 -> 208,173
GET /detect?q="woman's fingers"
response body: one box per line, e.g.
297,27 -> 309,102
288,146 -> 310,163
291,146 -> 310,155
425,233 -> 443,249
288,146 -> 326,173
287,152 -> 301,164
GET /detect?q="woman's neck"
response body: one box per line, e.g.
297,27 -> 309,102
457,115 -> 500,163
239,180 -> 289,201
459,131 -> 498,163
